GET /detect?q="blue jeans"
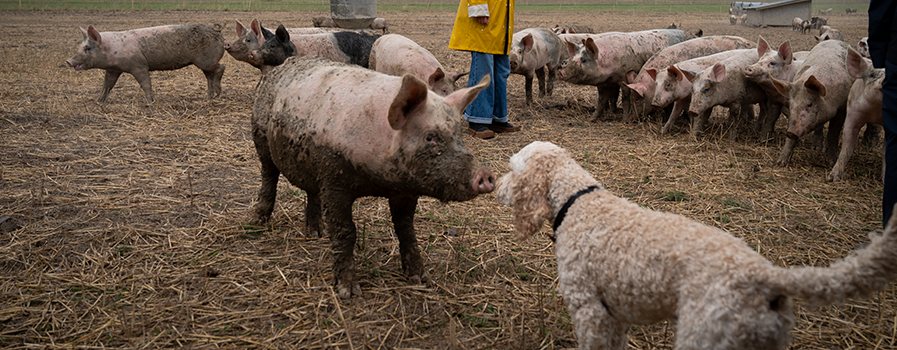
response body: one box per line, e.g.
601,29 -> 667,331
883,60 -> 897,227
463,51 -> 510,125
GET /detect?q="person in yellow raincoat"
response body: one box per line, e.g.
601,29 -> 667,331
449,0 -> 520,139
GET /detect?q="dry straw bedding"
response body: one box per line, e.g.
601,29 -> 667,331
0,10 -> 892,349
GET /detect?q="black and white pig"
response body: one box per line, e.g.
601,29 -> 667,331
249,25 -> 379,73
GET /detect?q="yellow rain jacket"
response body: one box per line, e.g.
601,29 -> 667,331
448,0 -> 515,55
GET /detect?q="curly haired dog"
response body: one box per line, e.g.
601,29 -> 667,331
496,141 -> 897,350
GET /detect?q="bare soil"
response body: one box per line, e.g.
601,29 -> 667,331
1,9 -> 890,349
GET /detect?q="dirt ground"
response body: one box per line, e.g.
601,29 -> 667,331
1,9 -> 891,349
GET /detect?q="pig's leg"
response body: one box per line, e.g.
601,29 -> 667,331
759,102 -> 783,142
326,193 -> 361,299
825,110 -> 847,165
662,98 -> 689,135
98,70 -> 123,103
201,63 -> 225,99
862,123 -> 883,147
305,190 -> 324,238
620,87 -> 632,121
812,126 -> 825,151
691,109 -> 712,137
130,68 -> 155,103
726,103 -> 743,142
828,111 -> 864,181
389,195 -> 429,285
535,66 -> 546,98
250,136 -> 280,224
777,138 -> 798,166
524,73 -> 534,105
591,85 -> 610,121
547,66 -> 556,96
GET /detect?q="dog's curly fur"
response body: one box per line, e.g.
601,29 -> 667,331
496,141 -> 897,350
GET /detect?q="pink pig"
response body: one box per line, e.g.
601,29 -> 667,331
557,29 -> 696,121
369,34 -> 468,97
625,35 -> 755,123
251,56 -> 495,299
509,28 -> 568,105
743,37 -> 803,141
653,49 -> 747,134
771,40 -> 856,166
687,49 -> 766,140
828,48 -> 885,182
66,24 -> 225,103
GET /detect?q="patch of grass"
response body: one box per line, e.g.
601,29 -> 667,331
721,197 -> 751,210
661,191 -> 686,202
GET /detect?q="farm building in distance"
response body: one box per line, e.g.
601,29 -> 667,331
735,0 -> 813,27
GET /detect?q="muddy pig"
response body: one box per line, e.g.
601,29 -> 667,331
558,29 -> 696,121
66,24 -> 225,103
509,28 -> 568,105
687,48 -> 766,140
250,26 -> 379,73
552,24 -> 594,34
369,18 -> 389,34
858,37 -> 870,58
653,49 -> 747,134
369,34 -> 467,97
312,16 -> 337,27
816,28 -> 844,43
625,35 -> 755,123
771,40 -> 855,167
828,48 -> 885,182
251,56 -> 495,299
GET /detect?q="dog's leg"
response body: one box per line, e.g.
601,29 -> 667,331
569,301 -> 628,349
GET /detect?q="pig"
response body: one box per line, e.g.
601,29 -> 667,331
744,37 -> 802,141
557,29 -> 696,121
828,48 -> 885,182
251,56 -> 495,299
625,35 -> 755,123
811,17 -> 827,29
653,49 -> 747,134
369,34 -> 467,97
66,24 -> 225,103
225,19 -> 372,70
509,28 -> 568,105
729,15 -> 738,25
250,26 -> 380,73
687,48 -> 766,140
846,8 -> 857,14
800,20 -> 812,34
816,28 -> 844,42
858,37 -> 870,58
818,25 -> 831,36
312,16 -> 337,27
552,24 -> 594,34
667,23 -> 680,29
792,17 -> 803,31
740,14 -> 747,24
369,18 -> 389,34
771,40 -> 856,166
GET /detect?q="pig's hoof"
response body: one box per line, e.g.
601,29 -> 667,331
338,281 -> 362,299
408,270 -> 430,285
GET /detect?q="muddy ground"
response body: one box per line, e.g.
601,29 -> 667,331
1,9 -> 891,349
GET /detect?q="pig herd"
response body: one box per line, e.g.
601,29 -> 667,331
66,18 -> 884,299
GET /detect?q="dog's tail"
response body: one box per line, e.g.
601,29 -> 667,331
772,205 -> 897,307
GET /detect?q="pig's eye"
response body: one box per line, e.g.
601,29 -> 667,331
702,86 -> 711,93
768,62 -> 776,67
425,135 -> 436,144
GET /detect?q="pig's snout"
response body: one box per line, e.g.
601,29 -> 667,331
223,42 -> 232,51
474,168 -> 495,194
744,66 -> 757,77
65,59 -> 82,71
510,60 -> 518,70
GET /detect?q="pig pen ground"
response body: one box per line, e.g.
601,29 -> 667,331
0,7 -> 892,349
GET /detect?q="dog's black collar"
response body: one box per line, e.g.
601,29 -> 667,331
552,185 -> 601,233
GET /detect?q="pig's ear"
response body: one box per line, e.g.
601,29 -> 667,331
804,75 -> 827,97
522,34 -> 534,53
428,67 -> 446,86
770,74 -> 791,97
388,74 -> 430,130
565,41 -> 577,57
275,24 -> 290,43
681,68 -> 699,82
251,19 -> 266,43
708,63 -> 726,83
87,26 -> 102,44
235,20 -> 246,36
757,35 -> 769,57
445,75 -> 490,116
846,47 -> 867,79
646,69 -> 658,81
858,40 -> 867,50
584,38 -> 599,57
668,66 -> 683,81
446,71 -> 469,84
778,40 -> 793,65
814,35 -> 821,42
79,26 -> 89,38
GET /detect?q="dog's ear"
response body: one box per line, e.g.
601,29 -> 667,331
509,153 -> 553,240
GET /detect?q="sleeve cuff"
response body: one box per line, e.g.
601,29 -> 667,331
468,4 -> 489,17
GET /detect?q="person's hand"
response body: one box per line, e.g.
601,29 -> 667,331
475,16 -> 489,25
